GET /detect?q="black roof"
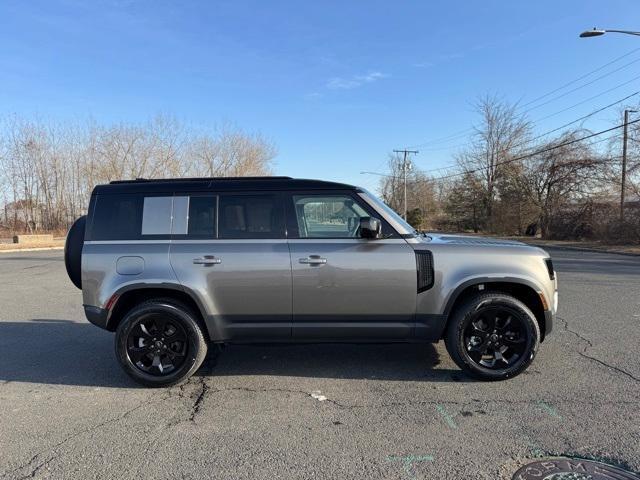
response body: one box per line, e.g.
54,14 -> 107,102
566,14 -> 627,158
93,176 -> 358,195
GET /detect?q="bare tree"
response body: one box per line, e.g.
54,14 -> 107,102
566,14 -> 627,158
456,96 -> 531,230
0,115 -> 277,233
518,130 -> 601,238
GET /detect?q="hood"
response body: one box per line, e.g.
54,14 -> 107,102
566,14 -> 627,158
424,233 -> 528,247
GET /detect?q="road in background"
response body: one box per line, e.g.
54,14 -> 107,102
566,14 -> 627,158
0,248 -> 638,479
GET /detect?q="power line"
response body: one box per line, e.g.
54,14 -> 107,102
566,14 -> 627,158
413,90 -> 640,174
519,48 -> 640,108
405,47 -> 640,149
522,57 -> 640,114
532,74 -> 640,123
526,90 -> 639,141
429,119 -> 640,182
364,132 -> 626,182
415,75 -> 640,155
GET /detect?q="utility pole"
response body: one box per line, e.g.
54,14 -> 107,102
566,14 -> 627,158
393,149 -> 418,220
621,109 -> 637,222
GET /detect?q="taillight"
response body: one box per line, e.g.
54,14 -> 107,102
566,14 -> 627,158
105,293 -> 119,311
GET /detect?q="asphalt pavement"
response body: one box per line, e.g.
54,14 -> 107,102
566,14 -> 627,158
0,248 -> 638,479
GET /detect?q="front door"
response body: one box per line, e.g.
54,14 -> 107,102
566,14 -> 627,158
170,192 -> 292,341
287,192 -> 417,340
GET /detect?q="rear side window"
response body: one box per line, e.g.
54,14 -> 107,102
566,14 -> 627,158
89,194 -> 143,240
218,194 -> 284,239
90,194 -> 188,240
89,192 -> 283,240
188,196 -> 217,238
141,197 -> 173,235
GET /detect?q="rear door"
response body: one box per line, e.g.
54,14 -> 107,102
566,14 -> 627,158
286,191 -> 417,340
169,192 -> 292,341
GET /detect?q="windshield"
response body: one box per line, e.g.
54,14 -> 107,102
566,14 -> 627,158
359,189 -> 417,235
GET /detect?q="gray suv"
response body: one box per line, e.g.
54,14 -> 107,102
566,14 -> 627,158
64,176 -> 557,387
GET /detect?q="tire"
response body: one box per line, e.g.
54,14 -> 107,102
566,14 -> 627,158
444,292 -> 540,381
115,298 -> 208,388
64,215 -> 86,289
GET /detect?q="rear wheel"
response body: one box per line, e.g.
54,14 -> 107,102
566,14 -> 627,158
115,299 -> 208,387
444,292 -> 540,381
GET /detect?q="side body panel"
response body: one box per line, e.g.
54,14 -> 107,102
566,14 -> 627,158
289,238 -> 417,339
82,241 -> 177,310
169,240 -> 292,341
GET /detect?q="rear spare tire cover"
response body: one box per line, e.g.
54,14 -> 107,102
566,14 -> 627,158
65,215 -> 86,289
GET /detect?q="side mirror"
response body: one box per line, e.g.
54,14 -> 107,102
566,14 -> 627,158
359,216 -> 382,239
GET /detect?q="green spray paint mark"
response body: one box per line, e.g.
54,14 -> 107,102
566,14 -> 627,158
522,433 -> 548,458
436,404 -> 457,429
537,400 -> 562,419
527,442 -> 547,458
387,454 -> 434,479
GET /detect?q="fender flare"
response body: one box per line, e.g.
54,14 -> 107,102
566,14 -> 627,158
106,282 -> 209,330
442,276 -> 545,318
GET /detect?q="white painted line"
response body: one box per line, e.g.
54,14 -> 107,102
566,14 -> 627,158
310,391 -> 327,402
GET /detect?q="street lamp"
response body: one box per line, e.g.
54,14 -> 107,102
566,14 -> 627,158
579,28 -> 640,38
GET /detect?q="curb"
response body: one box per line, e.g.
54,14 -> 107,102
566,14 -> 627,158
0,246 -> 65,253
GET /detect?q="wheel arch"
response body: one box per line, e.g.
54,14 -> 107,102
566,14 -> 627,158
442,277 -> 549,341
106,284 -> 210,340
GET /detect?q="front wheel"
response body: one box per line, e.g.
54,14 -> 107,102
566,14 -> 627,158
444,292 -> 540,381
115,299 -> 208,387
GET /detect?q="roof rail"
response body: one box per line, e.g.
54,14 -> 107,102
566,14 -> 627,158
110,176 -> 293,184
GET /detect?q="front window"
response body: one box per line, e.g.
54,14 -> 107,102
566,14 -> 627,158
293,195 -> 369,238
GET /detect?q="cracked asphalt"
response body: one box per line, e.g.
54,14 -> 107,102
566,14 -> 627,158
0,248 -> 638,479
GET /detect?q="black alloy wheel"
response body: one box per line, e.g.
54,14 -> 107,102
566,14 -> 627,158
126,313 -> 189,376
115,299 -> 208,387
463,306 -> 528,369
445,292 -> 540,380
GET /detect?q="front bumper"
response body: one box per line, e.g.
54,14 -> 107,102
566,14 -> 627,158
83,305 -> 109,330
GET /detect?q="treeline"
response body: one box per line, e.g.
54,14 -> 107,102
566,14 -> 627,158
0,116 -> 275,233
381,96 -> 640,243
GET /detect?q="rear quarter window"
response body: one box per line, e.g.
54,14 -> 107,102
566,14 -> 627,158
88,194 -> 143,240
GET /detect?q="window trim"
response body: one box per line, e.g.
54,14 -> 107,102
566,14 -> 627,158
284,190 -> 398,240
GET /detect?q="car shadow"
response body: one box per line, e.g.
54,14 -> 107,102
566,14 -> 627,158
210,343 -> 466,383
0,319 -> 470,388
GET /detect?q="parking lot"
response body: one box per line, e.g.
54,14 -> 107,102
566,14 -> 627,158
0,247 -> 638,479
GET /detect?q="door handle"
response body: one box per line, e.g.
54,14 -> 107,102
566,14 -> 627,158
193,256 -> 222,266
299,256 -> 327,265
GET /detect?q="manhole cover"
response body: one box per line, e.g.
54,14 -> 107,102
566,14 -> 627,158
512,458 -> 638,480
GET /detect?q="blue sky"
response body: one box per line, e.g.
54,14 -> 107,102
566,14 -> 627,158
1,0 -> 639,191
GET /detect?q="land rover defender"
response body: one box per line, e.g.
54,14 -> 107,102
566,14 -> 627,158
64,177 -> 557,387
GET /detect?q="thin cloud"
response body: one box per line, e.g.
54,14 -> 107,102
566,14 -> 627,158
326,71 -> 388,90
412,61 -> 434,68
412,52 -> 464,68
